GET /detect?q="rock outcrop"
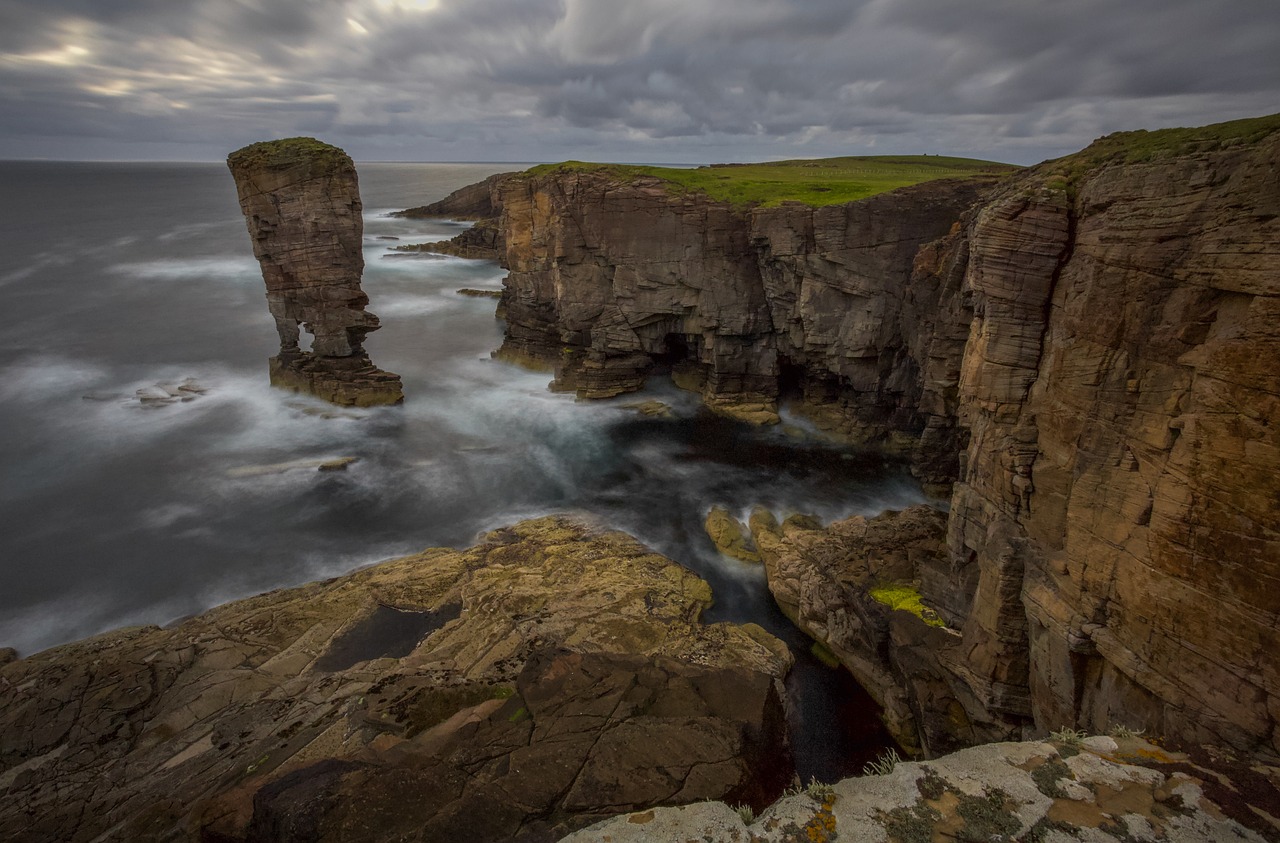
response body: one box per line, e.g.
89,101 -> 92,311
563,734 -> 1280,842
751,506 -> 984,758
227,138 -> 403,407
0,516 -> 792,842
393,172 -> 511,262
420,115 -> 1280,764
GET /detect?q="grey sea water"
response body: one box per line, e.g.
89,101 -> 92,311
0,160 -> 926,779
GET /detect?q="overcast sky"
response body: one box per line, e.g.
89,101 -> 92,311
1,0 -> 1276,165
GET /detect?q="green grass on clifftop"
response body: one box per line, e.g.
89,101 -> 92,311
525,155 -> 1018,208
1048,112 -> 1280,186
227,137 -> 351,170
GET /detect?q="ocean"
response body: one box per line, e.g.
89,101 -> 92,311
0,160 -> 927,779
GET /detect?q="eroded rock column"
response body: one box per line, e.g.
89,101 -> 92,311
227,137 -> 403,406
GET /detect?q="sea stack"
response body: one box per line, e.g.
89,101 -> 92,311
227,137 -> 403,406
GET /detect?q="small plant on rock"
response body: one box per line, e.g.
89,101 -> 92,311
734,804 -> 755,825
862,747 -> 901,776
1109,723 -> 1145,739
806,778 -> 837,803
1048,726 -> 1087,746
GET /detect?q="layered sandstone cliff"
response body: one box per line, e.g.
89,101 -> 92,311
489,170 -> 995,487
944,126 -> 1280,759
227,138 -> 403,406
418,117 -> 1280,764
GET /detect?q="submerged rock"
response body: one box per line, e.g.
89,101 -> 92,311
130,377 -> 209,407
705,505 -> 762,564
620,399 -> 674,418
0,516 -> 792,842
227,138 -> 403,407
226,456 -> 360,477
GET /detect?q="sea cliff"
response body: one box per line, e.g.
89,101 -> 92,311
423,115 -> 1280,764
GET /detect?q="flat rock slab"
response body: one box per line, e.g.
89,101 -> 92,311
0,516 -> 791,842
565,737 -> 1277,842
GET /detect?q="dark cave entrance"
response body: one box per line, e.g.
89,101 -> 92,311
651,332 -> 698,373
777,356 -> 808,403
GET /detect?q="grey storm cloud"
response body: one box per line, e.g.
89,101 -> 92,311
0,0 -> 1276,163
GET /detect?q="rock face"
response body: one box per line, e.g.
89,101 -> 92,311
487,170 -> 995,486
0,516 -> 792,842
393,172 -> 512,262
424,116 -> 1280,764
563,735 -> 1279,842
942,128 -> 1280,760
227,138 -> 403,407
751,505 -> 998,759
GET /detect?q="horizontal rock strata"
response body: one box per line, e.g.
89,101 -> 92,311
228,137 -> 403,407
946,128 -> 1280,762
0,516 -> 792,842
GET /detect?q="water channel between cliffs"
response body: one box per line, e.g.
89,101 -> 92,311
0,161 -> 929,781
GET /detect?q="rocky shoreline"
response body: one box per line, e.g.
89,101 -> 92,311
0,517 -> 792,841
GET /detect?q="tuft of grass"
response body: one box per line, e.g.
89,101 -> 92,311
867,583 -> 946,628
523,155 -> 1017,209
734,804 -> 755,825
863,748 -> 902,776
1048,727 -> 1087,747
1109,723 -> 1144,739
806,779 -> 837,803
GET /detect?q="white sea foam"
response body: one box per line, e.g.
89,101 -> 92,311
375,293 -> 453,317
107,256 -> 259,281
0,355 -> 111,403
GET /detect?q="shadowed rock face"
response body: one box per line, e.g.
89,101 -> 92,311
227,137 -> 403,406
484,171 -> 995,488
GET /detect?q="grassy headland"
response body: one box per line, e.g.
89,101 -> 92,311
1044,112 -> 1280,191
525,155 -> 1019,209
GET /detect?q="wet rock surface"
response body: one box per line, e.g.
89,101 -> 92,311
0,516 -> 791,842
227,138 -> 403,407
750,505 -> 990,758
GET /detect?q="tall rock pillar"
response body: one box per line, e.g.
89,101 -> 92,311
227,137 -> 403,406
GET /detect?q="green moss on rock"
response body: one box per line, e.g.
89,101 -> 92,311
227,136 -> 351,171
867,583 -> 946,628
